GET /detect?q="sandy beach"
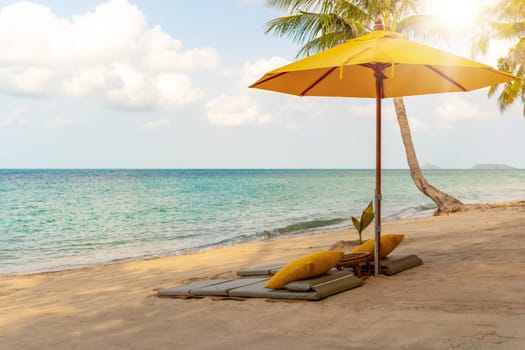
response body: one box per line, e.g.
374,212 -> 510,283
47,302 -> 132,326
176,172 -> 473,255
1,201 -> 524,350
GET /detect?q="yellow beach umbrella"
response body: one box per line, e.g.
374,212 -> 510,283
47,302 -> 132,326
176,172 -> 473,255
250,27 -> 517,275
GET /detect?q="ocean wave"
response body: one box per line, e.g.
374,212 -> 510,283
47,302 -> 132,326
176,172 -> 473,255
386,203 -> 437,220
199,217 -> 349,251
3,168 -> 524,275
259,218 -> 347,238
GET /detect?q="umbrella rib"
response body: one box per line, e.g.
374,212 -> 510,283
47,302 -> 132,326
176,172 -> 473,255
300,67 -> 338,96
249,72 -> 288,88
425,65 -> 467,91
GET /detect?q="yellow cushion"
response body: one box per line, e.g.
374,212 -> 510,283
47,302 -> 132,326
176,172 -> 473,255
264,250 -> 344,289
350,234 -> 405,258
350,239 -> 375,255
381,234 -> 405,257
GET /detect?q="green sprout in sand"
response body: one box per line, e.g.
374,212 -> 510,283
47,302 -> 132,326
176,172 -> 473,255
352,201 -> 374,243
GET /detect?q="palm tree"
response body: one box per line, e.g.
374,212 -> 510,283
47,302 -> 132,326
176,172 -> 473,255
263,0 -> 463,214
481,0 -> 524,115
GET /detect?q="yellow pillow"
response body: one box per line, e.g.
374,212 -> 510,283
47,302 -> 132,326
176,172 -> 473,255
381,234 -> 405,257
350,234 -> 405,258
350,239 -> 375,256
265,250 -> 344,289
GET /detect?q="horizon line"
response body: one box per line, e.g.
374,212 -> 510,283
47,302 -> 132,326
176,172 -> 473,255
0,167 -> 522,171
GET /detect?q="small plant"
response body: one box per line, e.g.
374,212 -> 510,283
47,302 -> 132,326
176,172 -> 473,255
351,201 -> 374,243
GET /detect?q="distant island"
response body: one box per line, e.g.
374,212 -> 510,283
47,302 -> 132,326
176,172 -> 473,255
472,163 -> 518,170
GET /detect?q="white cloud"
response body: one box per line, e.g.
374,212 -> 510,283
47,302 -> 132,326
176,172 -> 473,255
142,26 -> 218,72
240,56 -> 290,88
0,0 -> 218,110
105,68 -> 204,110
348,103 -> 376,118
203,58 -> 289,127
435,95 -> 491,125
141,118 -> 172,129
204,55 -> 329,129
155,73 -> 205,109
406,115 -> 430,132
206,94 -> 272,126
105,63 -> 154,109
61,67 -> 115,97
0,66 -> 60,96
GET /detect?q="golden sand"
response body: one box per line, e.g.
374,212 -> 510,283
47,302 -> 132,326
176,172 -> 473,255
1,201 -> 524,349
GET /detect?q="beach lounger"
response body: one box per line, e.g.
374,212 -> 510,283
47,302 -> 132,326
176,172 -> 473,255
380,254 -> 423,275
157,278 -> 267,298
362,254 -> 423,275
236,262 -> 285,277
284,270 -> 352,291
189,277 -> 268,297
157,279 -> 235,298
157,270 -> 363,301
157,254 -> 421,300
229,273 -> 363,301
235,261 -> 365,299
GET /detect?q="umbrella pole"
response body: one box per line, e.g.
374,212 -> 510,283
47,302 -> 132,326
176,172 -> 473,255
374,66 -> 384,276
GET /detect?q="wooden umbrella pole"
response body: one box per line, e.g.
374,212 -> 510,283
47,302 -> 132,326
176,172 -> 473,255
372,18 -> 385,277
374,64 -> 384,276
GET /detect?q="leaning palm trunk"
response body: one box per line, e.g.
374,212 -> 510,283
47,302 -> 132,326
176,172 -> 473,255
393,97 -> 464,214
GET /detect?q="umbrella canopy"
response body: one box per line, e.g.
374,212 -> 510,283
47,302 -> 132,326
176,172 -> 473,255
249,30 -> 516,98
250,29 -> 517,275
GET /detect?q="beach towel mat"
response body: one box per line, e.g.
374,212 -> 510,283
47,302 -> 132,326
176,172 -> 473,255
363,254 -> 423,276
284,270 -> 352,291
157,278 -> 267,298
157,279 -> 234,298
190,278 -> 268,297
157,271 -> 363,301
230,273 -> 363,301
236,263 -> 285,277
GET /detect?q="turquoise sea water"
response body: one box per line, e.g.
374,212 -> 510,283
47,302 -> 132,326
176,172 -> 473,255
1,169 -> 524,275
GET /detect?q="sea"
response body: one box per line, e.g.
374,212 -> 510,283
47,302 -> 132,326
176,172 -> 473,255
1,169 -> 524,275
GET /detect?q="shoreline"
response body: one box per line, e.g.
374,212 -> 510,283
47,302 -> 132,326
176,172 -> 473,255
2,200 -> 525,349
3,168 -> 524,277
3,199 -> 524,277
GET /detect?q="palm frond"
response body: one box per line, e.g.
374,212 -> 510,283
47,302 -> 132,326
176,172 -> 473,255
265,6 -> 369,57
496,80 -> 522,112
396,15 -> 458,42
470,30 -> 492,57
491,38 -> 525,115
490,21 -> 525,40
296,30 -> 347,56
264,12 -> 326,47
498,38 -> 525,75
265,0 -> 328,13
396,0 -> 421,16
335,0 -> 372,29
494,0 -> 525,22
388,0 -> 421,30
488,84 -> 498,98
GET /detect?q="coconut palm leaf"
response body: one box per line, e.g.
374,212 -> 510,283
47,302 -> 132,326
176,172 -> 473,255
488,37 -> 525,115
477,0 -> 524,115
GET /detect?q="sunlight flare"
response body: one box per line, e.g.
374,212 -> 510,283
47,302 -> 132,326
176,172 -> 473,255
424,0 -> 485,29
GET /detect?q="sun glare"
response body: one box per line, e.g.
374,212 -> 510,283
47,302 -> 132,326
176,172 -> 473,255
425,0 -> 482,29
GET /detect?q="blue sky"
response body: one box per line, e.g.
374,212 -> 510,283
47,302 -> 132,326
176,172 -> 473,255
0,0 -> 523,169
